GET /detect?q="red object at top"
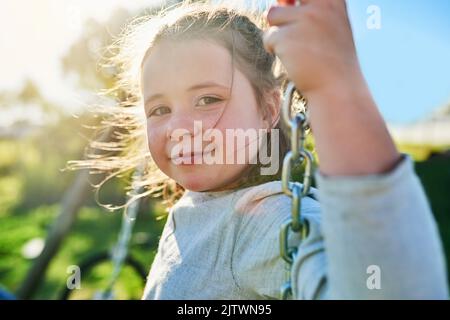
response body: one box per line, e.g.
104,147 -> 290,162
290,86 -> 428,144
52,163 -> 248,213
278,0 -> 297,5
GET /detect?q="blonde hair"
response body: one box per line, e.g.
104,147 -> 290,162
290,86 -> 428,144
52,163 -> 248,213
67,0 -> 309,214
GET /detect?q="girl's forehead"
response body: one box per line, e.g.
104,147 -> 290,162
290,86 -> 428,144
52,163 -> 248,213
141,39 -> 235,92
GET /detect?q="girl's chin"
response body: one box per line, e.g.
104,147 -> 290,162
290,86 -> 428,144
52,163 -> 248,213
178,176 -> 237,192
179,180 -> 210,192
173,174 -> 209,191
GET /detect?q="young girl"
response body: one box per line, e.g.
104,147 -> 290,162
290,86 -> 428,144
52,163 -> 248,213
76,0 -> 448,299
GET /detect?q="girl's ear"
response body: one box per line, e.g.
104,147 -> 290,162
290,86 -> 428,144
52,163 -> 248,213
263,88 -> 281,129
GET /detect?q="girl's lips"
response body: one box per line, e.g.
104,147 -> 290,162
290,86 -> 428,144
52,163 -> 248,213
170,150 -> 214,165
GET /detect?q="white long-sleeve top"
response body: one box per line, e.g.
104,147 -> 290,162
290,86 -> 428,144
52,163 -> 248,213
142,154 -> 449,299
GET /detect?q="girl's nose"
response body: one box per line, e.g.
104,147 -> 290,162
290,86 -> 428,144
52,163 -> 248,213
165,113 -> 201,140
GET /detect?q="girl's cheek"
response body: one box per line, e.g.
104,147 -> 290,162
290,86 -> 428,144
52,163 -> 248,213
146,120 -> 163,138
146,123 -> 164,152
147,137 -> 167,171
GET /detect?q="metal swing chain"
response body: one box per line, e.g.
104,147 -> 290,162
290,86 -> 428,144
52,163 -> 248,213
100,164 -> 145,299
279,81 -> 314,300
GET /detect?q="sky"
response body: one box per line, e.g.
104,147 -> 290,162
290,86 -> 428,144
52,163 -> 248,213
346,0 -> 450,124
0,0 -> 449,124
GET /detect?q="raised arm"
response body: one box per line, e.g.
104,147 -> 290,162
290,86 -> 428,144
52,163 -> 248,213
264,0 -> 449,298
264,0 -> 400,176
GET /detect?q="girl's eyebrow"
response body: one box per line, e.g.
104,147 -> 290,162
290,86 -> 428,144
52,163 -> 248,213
144,81 -> 230,106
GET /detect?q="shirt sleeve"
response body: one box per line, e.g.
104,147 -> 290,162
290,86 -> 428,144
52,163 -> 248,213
310,153 -> 449,299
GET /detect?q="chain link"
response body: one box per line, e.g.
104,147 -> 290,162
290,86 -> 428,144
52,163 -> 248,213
102,164 -> 145,298
279,81 -> 313,299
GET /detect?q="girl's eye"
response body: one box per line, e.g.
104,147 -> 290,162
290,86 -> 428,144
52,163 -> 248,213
148,106 -> 170,118
147,96 -> 222,118
197,96 -> 223,106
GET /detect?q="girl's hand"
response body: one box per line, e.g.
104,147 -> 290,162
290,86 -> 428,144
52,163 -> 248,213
264,0 -> 401,176
263,0 -> 361,94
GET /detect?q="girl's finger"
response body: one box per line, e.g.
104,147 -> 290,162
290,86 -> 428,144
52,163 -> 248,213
262,26 -> 286,54
262,26 -> 276,54
266,5 -> 303,27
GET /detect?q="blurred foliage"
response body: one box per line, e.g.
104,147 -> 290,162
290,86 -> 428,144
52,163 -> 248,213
0,113 -> 125,214
0,108 -> 168,299
415,155 -> 450,276
0,4 -> 165,299
61,9 -> 131,92
397,142 -> 450,162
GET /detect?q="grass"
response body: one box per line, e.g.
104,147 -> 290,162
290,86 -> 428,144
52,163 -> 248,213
0,204 -> 166,299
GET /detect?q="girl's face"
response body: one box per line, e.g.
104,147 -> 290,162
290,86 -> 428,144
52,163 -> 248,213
141,39 -> 271,192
